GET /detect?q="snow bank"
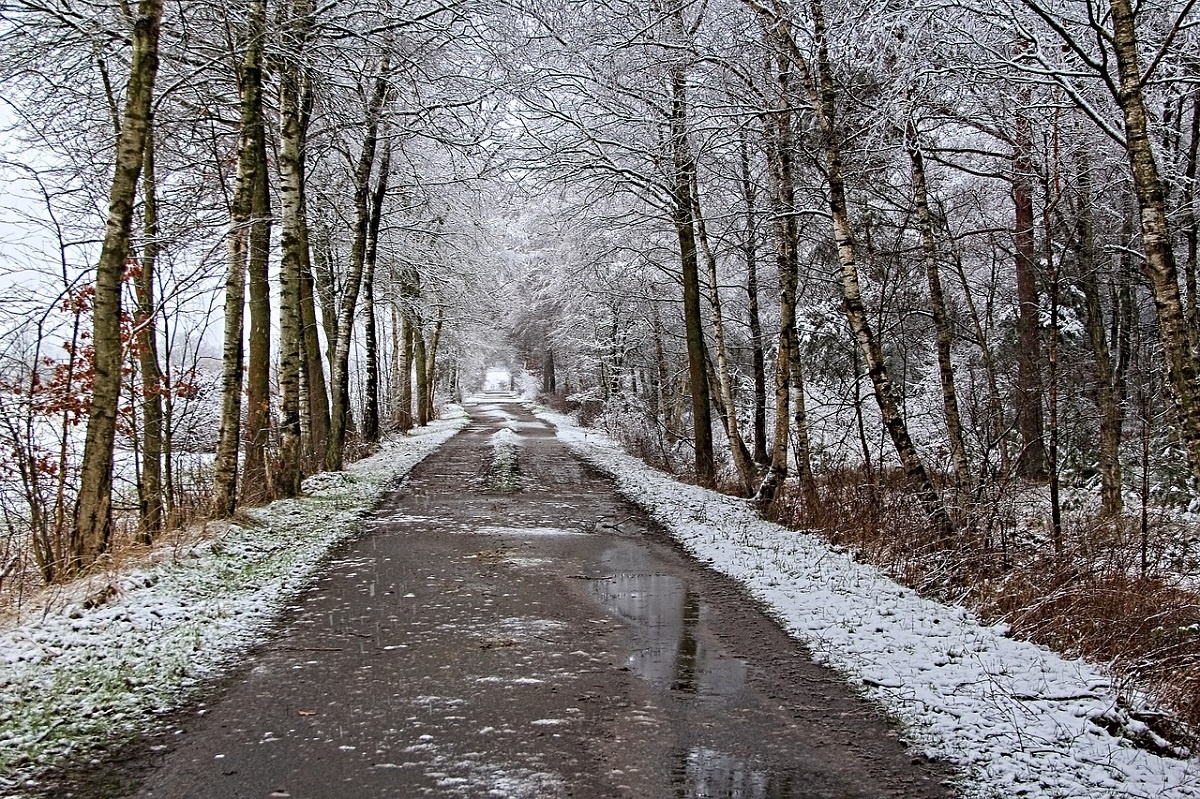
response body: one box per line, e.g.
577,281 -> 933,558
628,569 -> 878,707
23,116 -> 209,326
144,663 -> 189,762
538,408 -> 1200,799
0,410 -> 466,795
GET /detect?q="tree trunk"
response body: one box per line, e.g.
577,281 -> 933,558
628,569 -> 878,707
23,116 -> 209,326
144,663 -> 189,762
326,54 -> 390,471
788,334 -> 819,508
694,175 -> 756,495
1183,93 -> 1199,341
908,124 -> 971,490
1075,156 -> 1123,516
1044,179 -> 1064,554
241,81 -> 273,506
414,320 -> 429,427
275,0 -> 314,498
543,349 -> 557,395
1013,95 -> 1048,479
362,140 -> 392,445
136,118 -> 164,544
668,50 -> 715,487
362,283 -> 379,442
1109,0 -> 1200,489
397,311 -> 414,432
311,238 -> 339,374
389,303 -> 401,426
300,257 -> 330,466
651,300 -> 677,452
162,358 -> 175,527
754,32 -> 799,508
70,0 -> 163,575
211,195 -> 248,516
425,305 -> 443,416
212,0 -> 268,518
738,129 -> 769,465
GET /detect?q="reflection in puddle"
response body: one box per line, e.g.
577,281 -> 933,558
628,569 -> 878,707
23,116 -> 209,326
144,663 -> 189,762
672,590 -> 701,693
673,747 -> 800,799
587,547 -> 746,699
476,525 -> 587,537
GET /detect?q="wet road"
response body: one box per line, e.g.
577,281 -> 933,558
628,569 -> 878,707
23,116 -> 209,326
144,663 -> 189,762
116,399 -> 955,798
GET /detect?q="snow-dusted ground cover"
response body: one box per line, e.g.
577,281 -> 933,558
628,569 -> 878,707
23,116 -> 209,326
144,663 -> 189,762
536,406 -> 1200,799
0,410 -> 467,796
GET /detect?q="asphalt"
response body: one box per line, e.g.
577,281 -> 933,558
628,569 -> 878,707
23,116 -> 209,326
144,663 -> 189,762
73,398 -> 957,798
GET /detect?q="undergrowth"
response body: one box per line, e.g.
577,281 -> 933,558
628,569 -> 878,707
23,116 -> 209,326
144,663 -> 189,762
488,439 -> 520,493
768,468 -> 1200,751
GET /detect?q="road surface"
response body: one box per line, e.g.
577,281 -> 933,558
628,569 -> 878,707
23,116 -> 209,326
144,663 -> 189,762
70,399 -> 955,798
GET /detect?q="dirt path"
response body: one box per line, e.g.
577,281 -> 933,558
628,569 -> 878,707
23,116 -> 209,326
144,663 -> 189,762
97,399 -> 956,798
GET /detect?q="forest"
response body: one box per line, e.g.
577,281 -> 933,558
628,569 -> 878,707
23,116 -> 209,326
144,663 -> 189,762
1,0 -> 1200,738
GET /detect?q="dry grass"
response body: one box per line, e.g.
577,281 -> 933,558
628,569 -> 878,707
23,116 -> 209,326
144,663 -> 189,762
768,468 -> 1200,749
0,470 -> 222,627
0,513 -> 234,631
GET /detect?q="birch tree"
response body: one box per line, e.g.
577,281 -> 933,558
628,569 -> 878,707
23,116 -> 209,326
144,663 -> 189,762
746,0 -> 955,536
326,52 -> 391,471
212,0 -> 269,518
70,0 -> 164,573
991,0 -> 1200,486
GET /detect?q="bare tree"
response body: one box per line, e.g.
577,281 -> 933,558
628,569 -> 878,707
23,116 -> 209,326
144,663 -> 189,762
212,0 -> 269,518
746,0 -> 955,537
326,52 -> 390,471
70,0 -> 165,574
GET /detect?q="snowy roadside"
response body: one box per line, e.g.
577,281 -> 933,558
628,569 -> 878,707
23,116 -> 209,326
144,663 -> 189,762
0,409 -> 467,796
536,407 -> 1200,799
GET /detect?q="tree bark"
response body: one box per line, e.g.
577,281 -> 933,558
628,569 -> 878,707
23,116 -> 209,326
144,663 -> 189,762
326,54 -> 390,471
362,140 -> 391,445
276,0 -> 315,498
70,0 -> 164,575
362,281 -> 380,442
667,41 -> 715,487
425,305 -> 443,416
1013,95 -> 1048,479
397,310 -> 414,432
907,124 -> 971,490
1183,93 -> 1199,340
754,31 -> 800,508
136,118 -> 164,544
1109,0 -> 1200,489
274,3 -> 304,494
241,75 -> 273,506
788,332 -> 818,508
1074,157 -> 1123,516
311,238 -> 339,375
738,130 -> 769,465
300,256 -> 330,466
212,0 -> 268,517
1044,178 -> 1064,553
543,349 -> 557,394
414,318 -> 429,427
694,176 -> 756,495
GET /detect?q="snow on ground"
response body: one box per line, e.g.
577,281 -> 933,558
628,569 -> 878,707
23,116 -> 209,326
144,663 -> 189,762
0,410 -> 467,796
489,426 -> 522,448
536,407 -> 1200,799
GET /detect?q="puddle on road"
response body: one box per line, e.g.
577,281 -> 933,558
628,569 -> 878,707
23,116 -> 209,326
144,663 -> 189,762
477,525 -> 588,537
588,572 -> 746,699
584,543 -> 820,798
585,542 -> 747,701
673,746 -> 803,799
